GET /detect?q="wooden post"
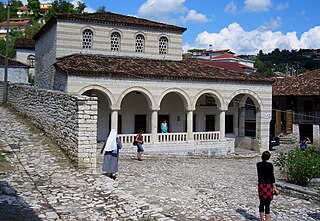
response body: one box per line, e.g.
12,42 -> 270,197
286,110 -> 293,133
275,110 -> 281,135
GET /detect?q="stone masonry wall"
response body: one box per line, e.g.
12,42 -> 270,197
7,83 -> 97,168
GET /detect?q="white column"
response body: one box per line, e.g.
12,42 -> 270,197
239,107 -> 245,136
111,110 -> 118,132
187,110 -> 194,141
219,110 -> 226,139
151,110 -> 158,143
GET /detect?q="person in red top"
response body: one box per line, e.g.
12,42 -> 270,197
135,129 -> 144,161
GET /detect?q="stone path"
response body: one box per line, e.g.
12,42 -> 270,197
0,105 -> 319,220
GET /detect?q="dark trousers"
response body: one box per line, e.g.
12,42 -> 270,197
259,199 -> 271,214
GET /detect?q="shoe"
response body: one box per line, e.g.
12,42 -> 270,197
109,174 -> 117,180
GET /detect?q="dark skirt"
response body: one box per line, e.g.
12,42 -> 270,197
102,153 -> 119,174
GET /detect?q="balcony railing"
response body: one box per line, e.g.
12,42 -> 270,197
118,131 -> 221,145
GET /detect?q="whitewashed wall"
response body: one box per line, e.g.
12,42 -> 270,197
0,68 -> 28,83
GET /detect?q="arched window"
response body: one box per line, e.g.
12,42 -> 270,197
82,29 -> 93,49
159,36 -> 168,55
110,32 -> 121,51
135,34 -> 145,53
27,54 -> 35,67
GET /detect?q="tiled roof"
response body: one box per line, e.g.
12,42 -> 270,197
0,55 -> 29,67
54,54 -> 272,84
272,69 -> 320,96
211,53 -> 244,60
198,60 -> 256,73
35,12 -> 186,40
14,38 -> 35,49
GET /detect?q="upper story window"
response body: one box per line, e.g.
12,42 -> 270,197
135,34 -> 145,53
111,32 -> 121,51
82,29 -> 93,49
159,37 -> 168,55
27,54 -> 35,67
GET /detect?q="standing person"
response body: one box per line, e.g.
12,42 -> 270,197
300,136 -> 311,150
100,129 -> 122,180
135,129 -> 144,161
257,151 -> 277,221
161,119 -> 168,133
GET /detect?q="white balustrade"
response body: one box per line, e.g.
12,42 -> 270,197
118,131 -> 220,144
157,132 -> 187,143
193,131 -> 220,141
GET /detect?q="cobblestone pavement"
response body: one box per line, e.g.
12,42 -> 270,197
0,105 -> 319,221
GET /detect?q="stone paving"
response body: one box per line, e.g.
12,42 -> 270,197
0,105 -> 319,221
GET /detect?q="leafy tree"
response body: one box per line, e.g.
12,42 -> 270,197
27,0 -> 40,19
24,19 -> 42,38
74,1 -> 86,14
9,0 -> 23,18
44,0 -> 75,21
96,5 -> 106,13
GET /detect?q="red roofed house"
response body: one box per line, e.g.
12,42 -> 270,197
272,70 -> 320,145
33,12 -> 273,155
0,18 -> 32,39
17,6 -> 33,17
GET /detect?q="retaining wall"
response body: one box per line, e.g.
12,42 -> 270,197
7,83 -> 98,168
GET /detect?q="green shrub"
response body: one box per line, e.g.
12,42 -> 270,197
274,146 -> 320,186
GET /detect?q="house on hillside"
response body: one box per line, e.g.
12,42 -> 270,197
33,12 -> 273,155
272,69 -> 320,145
0,18 -> 32,39
16,6 -> 33,17
14,38 -> 35,82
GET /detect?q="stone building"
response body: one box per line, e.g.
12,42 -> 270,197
272,69 -> 320,146
33,12 -> 273,154
14,38 -> 35,82
0,55 -> 29,84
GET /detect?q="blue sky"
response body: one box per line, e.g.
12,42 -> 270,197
35,0 -> 320,55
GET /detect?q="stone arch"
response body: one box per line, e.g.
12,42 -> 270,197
157,88 -> 191,110
116,86 -> 155,110
226,89 -> 263,109
192,89 -> 225,110
78,85 -> 115,109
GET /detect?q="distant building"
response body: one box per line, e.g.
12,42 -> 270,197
0,18 -> 32,39
40,3 -> 52,15
16,6 -> 33,17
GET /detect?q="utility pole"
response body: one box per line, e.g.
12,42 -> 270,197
2,1 -> 10,104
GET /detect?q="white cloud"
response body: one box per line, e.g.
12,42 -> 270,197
257,16 -> 282,31
224,1 -> 237,14
276,2 -> 289,10
179,10 -> 211,24
192,23 -> 320,55
138,0 -> 187,19
243,0 -> 272,12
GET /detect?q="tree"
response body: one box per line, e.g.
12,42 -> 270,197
9,0 -> 23,18
96,5 -> 106,13
24,19 -> 42,38
74,1 -> 86,14
45,0 -> 75,21
27,0 -> 40,19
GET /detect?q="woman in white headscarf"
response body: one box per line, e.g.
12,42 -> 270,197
100,129 -> 122,180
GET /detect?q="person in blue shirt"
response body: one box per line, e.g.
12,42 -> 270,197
161,119 -> 168,133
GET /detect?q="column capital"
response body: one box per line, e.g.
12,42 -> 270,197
111,107 -> 120,111
151,108 -> 160,112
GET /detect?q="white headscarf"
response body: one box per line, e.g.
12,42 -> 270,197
103,129 -> 117,153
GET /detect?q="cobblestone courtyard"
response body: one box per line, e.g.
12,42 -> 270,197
0,106 -> 319,220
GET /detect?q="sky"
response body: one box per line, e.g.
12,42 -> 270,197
24,0 -> 320,55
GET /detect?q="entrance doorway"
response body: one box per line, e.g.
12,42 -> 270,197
205,115 -> 215,131
135,115 -> 146,133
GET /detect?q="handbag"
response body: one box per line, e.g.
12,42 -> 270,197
133,140 -> 138,146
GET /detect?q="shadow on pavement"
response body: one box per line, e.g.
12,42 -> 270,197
0,181 -> 41,221
308,213 -> 320,220
236,208 -> 260,221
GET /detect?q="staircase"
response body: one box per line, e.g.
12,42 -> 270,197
278,133 -> 297,145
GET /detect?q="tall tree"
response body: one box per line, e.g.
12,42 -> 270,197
45,0 -> 75,21
27,0 -> 40,19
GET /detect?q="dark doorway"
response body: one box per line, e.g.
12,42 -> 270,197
299,124 -> 313,142
158,114 -> 169,133
226,115 -> 233,133
205,115 -> 215,131
135,115 -> 146,133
